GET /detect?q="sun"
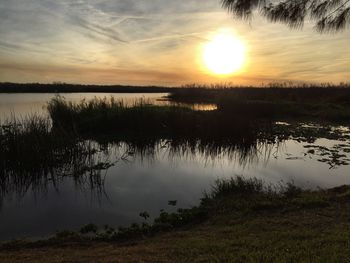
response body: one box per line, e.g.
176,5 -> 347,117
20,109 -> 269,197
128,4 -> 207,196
203,31 -> 246,75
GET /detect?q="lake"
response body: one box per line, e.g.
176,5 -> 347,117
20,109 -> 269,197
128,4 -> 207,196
0,93 -> 350,241
0,93 -> 169,119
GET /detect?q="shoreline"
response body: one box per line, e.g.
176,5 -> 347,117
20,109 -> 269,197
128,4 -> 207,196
1,177 -> 350,262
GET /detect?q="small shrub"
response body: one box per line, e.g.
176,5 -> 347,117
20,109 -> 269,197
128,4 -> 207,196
80,224 -> 98,234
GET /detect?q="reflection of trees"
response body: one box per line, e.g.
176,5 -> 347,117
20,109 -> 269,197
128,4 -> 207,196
0,138 -> 112,209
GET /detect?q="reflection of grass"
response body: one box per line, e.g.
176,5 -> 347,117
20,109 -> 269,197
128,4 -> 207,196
0,116 -> 110,204
3,176 -> 350,262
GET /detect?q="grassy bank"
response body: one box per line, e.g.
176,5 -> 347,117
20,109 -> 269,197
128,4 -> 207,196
2,177 -> 350,262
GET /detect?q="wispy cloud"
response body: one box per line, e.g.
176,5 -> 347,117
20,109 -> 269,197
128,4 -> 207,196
0,0 -> 349,85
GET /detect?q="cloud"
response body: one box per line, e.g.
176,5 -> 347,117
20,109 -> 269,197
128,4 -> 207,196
0,0 -> 350,85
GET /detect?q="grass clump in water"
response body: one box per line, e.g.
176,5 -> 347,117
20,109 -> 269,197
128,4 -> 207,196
47,96 -> 257,140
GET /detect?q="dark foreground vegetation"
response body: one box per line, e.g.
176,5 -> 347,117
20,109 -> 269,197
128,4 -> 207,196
2,176 -> 350,262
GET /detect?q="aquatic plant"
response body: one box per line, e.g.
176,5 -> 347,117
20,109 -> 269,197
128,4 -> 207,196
47,96 -> 261,139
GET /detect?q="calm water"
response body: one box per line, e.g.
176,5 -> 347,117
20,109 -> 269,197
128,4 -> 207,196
0,93 -> 216,119
0,93 -> 169,119
0,93 -> 350,241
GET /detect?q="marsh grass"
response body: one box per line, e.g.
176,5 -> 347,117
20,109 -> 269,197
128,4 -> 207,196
167,84 -> 350,122
0,115 -> 111,205
47,96 -> 259,140
46,96 -> 279,170
170,83 -> 350,104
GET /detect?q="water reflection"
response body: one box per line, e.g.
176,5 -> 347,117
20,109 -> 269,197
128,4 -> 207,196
0,93 -> 217,119
0,137 -> 268,205
1,135 -> 350,205
0,93 -> 169,119
0,140 -> 107,208
0,133 -> 350,240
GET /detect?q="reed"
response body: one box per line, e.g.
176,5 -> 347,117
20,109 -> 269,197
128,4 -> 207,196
47,96 -> 258,139
167,84 -> 350,121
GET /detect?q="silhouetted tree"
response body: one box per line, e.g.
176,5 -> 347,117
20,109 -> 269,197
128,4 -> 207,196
222,0 -> 350,32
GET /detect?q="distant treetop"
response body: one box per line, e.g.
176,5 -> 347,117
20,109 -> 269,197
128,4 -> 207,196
222,0 -> 350,32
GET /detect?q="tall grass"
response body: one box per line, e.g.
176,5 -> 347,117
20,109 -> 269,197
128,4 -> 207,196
47,96 -> 258,140
167,84 -> 350,121
46,95 -> 272,181
170,83 -> 350,104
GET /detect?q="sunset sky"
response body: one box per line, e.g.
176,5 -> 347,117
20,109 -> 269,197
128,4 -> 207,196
1,0 -> 350,86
